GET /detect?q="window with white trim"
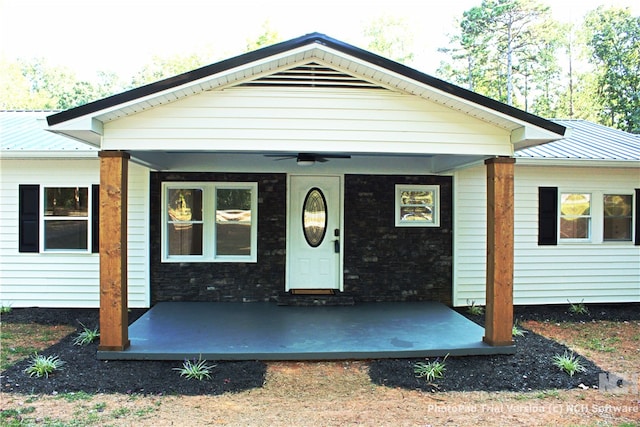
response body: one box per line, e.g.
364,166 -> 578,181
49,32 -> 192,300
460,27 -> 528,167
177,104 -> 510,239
395,185 -> 440,227
559,193 -> 591,240
43,187 -> 91,251
162,182 -> 258,262
603,194 -> 633,241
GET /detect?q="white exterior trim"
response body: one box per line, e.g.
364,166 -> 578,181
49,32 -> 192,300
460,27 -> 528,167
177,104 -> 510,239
453,163 -> 640,306
0,159 -> 150,308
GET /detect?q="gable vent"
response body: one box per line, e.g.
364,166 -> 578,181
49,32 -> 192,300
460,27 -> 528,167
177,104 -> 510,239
240,63 -> 384,89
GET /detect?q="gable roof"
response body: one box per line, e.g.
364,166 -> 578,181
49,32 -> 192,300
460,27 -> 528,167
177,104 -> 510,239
516,119 -> 640,163
0,110 -> 97,158
46,33 -> 566,150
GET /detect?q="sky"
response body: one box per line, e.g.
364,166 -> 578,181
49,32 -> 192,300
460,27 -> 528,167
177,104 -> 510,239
1,0 -> 638,82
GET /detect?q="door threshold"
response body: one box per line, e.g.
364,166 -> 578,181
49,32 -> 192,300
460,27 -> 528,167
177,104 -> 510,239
290,289 -> 336,295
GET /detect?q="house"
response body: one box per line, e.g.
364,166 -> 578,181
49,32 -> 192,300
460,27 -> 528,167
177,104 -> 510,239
1,34 -> 637,354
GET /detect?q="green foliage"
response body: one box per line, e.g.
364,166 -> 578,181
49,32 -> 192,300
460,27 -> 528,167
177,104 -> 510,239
466,300 -> 484,316
512,322 -> 527,337
0,57 -> 125,110
414,354 -> 449,382
173,356 -> 216,381
439,0 -> 556,108
23,353 -> 65,378
567,299 -> 589,315
0,304 -> 12,314
246,21 -> 282,51
0,406 -> 36,426
57,391 -> 94,402
583,7 -> 640,133
73,323 -> 100,346
552,351 -> 586,377
363,15 -> 415,64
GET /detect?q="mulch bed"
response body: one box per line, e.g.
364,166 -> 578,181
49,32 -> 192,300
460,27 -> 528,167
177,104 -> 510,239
1,303 -> 638,396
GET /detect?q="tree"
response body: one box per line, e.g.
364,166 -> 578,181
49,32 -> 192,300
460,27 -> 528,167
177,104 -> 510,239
246,21 -> 281,51
438,0 -> 559,108
0,58 -> 123,110
363,16 -> 414,64
583,7 -> 640,133
129,52 -> 214,87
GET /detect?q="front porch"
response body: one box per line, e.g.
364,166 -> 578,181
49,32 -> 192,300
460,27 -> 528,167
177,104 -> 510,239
97,301 -> 515,361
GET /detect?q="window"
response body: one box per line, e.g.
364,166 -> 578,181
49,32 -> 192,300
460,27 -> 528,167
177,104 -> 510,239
162,182 -> 257,262
395,185 -> 440,227
560,193 -> 591,240
540,187 -> 639,245
43,187 -> 90,251
603,194 -> 632,241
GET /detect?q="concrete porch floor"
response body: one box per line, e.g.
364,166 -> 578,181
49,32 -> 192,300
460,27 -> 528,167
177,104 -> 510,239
97,301 -> 515,361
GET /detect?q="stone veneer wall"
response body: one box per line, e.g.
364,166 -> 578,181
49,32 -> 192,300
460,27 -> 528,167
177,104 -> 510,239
150,172 -> 287,303
343,175 -> 453,305
150,173 -> 453,305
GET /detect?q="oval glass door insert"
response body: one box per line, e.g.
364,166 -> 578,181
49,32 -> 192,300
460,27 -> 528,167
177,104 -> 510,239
302,187 -> 327,247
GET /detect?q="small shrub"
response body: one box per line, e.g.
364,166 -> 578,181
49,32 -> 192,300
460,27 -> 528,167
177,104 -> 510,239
512,323 -> 527,337
567,299 -> 589,315
414,354 -> 449,382
0,304 -> 12,314
173,356 -> 215,381
73,322 -> 100,346
552,351 -> 586,377
24,353 -> 65,378
466,300 -> 484,316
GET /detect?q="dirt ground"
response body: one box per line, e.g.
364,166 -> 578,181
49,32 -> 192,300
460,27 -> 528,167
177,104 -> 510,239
1,305 -> 639,426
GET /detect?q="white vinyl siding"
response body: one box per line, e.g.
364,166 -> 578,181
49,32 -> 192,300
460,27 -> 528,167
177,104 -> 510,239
102,87 -> 511,157
453,164 -> 640,306
0,159 -> 150,308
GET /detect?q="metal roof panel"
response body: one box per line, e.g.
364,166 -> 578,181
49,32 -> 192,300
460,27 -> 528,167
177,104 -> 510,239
516,119 -> 640,161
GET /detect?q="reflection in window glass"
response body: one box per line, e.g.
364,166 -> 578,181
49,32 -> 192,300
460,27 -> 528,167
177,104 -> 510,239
45,187 -> 88,216
303,188 -> 327,247
216,189 -> 251,256
560,193 -> 591,239
44,220 -> 88,249
43,187 -> 89,250
396,185 -> 438,226
167,189 -> 203,255
603,195 -> 632,241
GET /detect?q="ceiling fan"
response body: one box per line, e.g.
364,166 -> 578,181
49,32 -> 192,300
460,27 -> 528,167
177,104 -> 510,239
265,153 -> 351,166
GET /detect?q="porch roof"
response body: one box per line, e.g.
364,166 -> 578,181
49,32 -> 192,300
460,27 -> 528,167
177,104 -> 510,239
46,33 -> 566,155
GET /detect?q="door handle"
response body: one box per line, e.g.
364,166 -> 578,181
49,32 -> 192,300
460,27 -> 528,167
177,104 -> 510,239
333,229 -> 340,253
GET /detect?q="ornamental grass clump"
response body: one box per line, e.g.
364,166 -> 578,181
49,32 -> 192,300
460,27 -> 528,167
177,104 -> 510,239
466,300 -> 484,316
24,353 -> 65,378
414,354 -> 449,382
73,322 -> 100,346
553,351 -> 586,377
174,356 -> 216,381
567,299 -> 589,315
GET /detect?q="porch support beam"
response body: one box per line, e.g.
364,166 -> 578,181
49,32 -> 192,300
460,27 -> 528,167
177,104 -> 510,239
98,151 -> 130,351
483,157 -> 515,347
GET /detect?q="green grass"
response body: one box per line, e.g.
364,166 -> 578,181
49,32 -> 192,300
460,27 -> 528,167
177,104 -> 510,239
57,391 -> 94,402
577,336 -> 621,352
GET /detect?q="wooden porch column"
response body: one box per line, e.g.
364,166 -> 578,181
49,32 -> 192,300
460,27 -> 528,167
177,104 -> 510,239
483,157 -> 515,346
98,151 -> 130,351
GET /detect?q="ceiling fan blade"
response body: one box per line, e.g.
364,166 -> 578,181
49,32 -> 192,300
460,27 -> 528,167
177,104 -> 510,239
264,154 -> 297,161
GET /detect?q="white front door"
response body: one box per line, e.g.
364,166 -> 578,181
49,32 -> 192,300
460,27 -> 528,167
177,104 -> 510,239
287,175 -> 342,290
